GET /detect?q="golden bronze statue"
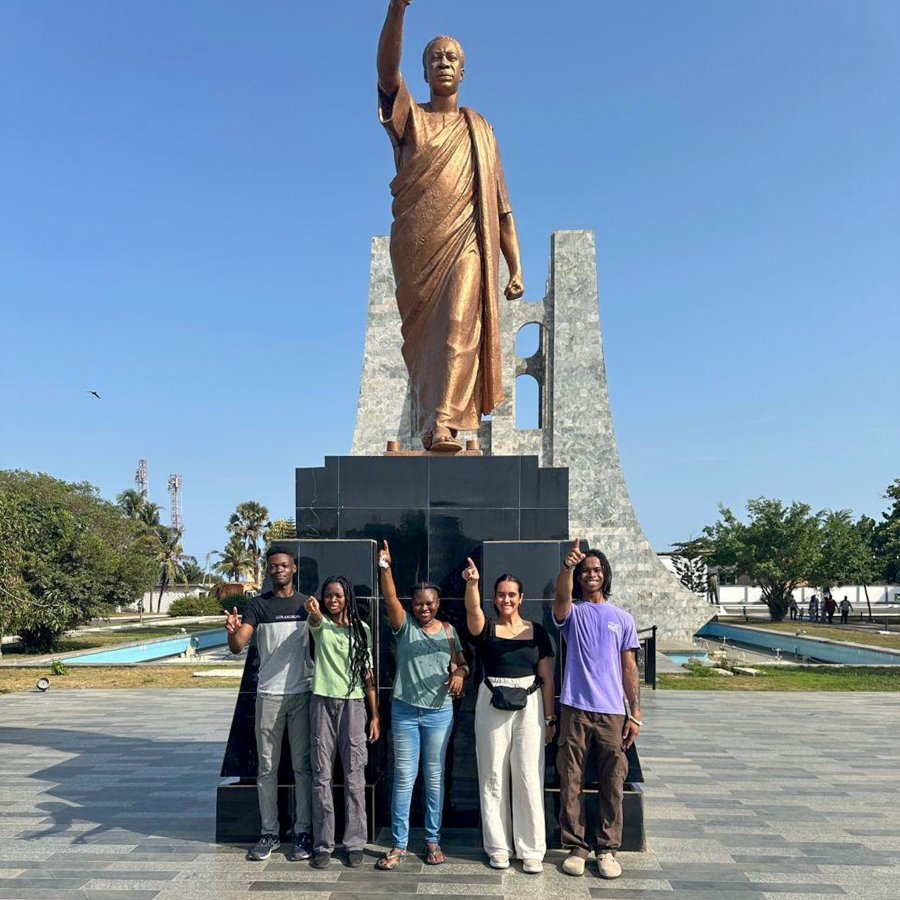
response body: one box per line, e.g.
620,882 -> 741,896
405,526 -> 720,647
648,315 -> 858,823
378,0 -> 524,453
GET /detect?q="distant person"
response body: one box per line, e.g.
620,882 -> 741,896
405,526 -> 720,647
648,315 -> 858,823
225,548 -> 314,862
707,572 -> 719,605
463,558 -> 556,874
554,540 -> 641,880
839,596 -> 853,624
808,595 -> 819,623
789,598 -> 798,621
375,542 -> 468,870
824,595 -> 837,624
305,576 -> 381,869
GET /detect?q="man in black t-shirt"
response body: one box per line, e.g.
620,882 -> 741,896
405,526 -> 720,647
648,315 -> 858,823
225,548 -> 315,861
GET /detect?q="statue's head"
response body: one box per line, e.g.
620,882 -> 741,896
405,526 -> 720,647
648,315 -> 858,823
422,35 -> 465,97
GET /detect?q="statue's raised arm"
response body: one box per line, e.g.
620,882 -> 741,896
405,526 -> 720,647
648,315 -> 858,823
377,0 -> 411,97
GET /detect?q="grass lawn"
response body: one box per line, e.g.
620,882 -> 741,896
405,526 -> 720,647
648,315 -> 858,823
1,623 -> 222,658
0,666 -> 240,694
716,619 -> 900,651
660,665 -> 900,691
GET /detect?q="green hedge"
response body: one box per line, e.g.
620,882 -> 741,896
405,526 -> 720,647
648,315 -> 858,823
167,595 -> 224,618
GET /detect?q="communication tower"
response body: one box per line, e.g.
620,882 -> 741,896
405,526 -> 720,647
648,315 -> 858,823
168,474 -> 183,533
135,459 -> 149,498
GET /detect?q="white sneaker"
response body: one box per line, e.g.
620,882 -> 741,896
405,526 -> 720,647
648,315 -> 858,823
522,858 -> 543,874
561,853 -> 585,876
597,852 -> 622,879
489,853 -> 510,869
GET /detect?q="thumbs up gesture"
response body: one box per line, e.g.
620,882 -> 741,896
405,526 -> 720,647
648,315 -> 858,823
564,538 -> 586,571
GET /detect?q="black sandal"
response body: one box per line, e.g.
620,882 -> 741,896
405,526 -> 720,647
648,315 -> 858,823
375,848 -> 408,870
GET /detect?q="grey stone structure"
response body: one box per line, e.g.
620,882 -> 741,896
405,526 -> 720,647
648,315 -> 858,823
351,231 -> 711,642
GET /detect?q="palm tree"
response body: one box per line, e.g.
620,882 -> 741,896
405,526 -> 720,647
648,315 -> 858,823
154,527 -> 186,612
117,489 -> 162,528
215,535 -> 253,582
227,501 -> 270,585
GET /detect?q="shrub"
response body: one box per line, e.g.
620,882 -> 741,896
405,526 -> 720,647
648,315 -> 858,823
167,595 -> 223,617
50,661 -> 69,676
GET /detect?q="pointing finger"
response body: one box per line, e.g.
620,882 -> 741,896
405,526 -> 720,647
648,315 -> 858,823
466,557 -> 475,568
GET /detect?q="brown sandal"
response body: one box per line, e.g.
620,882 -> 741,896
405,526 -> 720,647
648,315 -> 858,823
375,848 -> 408,870
424,843 -> 445,865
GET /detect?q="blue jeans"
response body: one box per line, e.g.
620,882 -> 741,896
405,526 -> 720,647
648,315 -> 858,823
390,698 -> 454,848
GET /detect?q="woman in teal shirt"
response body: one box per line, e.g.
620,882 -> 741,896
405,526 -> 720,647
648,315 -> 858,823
376,541 -> 469,869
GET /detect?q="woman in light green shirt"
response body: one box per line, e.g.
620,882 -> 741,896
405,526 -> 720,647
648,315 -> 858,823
305,575 -> 380,869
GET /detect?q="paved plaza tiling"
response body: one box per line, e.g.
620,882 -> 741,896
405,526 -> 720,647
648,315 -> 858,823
1,690 -> 898,900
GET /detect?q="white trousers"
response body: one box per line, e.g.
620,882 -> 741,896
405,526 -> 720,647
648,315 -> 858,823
475,676 -> 547,860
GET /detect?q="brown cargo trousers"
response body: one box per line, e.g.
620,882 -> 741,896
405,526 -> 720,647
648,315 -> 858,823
556,704 -> 628,858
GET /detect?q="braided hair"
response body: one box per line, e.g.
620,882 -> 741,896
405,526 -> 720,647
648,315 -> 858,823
572,549 -> 613,600
320,575 -> 371,697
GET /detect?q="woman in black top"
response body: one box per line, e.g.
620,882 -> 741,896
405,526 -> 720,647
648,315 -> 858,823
462,558 -> 555,874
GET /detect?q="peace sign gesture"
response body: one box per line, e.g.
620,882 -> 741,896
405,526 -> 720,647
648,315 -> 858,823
564,537 -> 586,571
223,606 -> 241,634
461,557 -> 479,583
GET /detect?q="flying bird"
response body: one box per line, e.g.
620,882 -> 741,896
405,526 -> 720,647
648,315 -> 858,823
87,391 -> 101,399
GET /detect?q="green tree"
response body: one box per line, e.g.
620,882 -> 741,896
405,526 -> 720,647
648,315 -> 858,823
227,501 -> 270,584
116,489 -> 162,528
215,535 -> 254,582
670,538 -> 711,596
180,556 -> 205,583
0,471 -> 158,652
153,527 -> 186,613
266,517 -> 297,543
703,498 -> 822,621
812,510 -> 869,592
873,479 -> 900,584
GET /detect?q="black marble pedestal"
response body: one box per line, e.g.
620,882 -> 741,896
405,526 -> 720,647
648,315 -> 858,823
216,455 -> 646,850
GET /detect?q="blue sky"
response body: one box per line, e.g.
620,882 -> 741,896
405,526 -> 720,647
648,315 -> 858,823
1,0 -> 898,565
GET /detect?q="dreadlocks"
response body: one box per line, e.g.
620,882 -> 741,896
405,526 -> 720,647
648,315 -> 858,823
572,549 -> 613,600
320,575 -> 371,697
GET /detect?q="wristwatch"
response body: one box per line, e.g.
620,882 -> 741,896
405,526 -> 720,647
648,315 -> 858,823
544,716 -> 557,726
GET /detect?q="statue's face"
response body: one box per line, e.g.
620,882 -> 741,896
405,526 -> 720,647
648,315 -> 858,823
424,39 -> 464,97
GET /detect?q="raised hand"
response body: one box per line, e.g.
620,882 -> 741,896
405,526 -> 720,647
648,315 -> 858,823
304,596 -> 321,618
224,606 -> 241,634
378,539 -> 392,569
461,557 -> 479,583
563,537 -> 586,571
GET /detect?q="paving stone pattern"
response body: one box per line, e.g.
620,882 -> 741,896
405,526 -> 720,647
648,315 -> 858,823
0,689 -> 898,900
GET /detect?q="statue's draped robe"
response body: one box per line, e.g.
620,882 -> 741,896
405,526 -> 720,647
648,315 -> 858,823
379,79 -> 511,440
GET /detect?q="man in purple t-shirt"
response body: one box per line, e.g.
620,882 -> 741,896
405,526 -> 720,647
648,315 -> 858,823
553,539 -> 642,879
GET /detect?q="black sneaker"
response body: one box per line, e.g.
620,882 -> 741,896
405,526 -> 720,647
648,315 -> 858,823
311,851 -> 332,869
290,831 -> 313,861
346,850 -> 364,867
248,834 -> 281,861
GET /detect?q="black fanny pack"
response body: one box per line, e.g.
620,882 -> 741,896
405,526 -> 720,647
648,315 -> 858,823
483,677 -> 541,711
